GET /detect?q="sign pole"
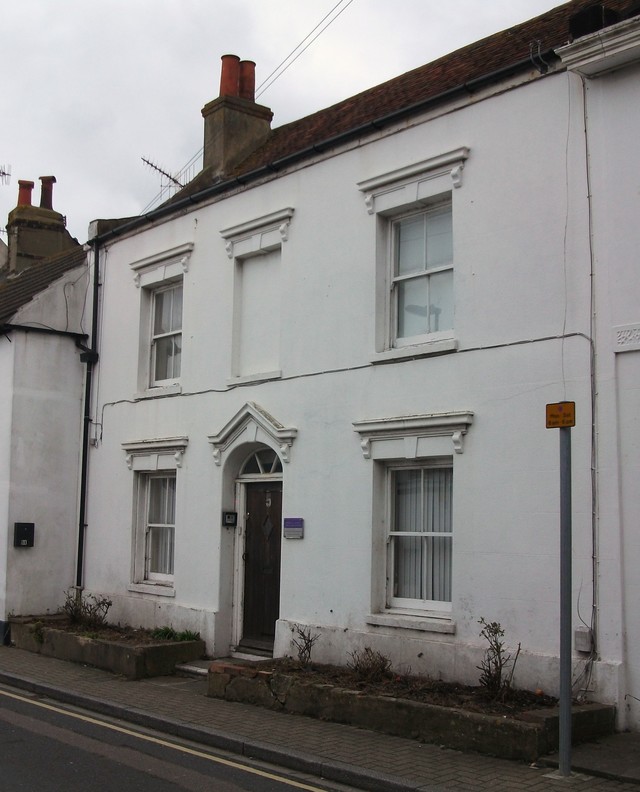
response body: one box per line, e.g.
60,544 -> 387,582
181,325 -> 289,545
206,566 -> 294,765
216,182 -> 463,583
546,401 -> 575,777
559,424 -> 572,776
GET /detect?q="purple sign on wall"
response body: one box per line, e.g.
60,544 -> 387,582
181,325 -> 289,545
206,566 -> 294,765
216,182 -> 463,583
283,517 -> 304,539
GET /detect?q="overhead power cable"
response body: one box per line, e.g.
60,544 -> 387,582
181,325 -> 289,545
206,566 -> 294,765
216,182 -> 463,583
256,0 -> 356,100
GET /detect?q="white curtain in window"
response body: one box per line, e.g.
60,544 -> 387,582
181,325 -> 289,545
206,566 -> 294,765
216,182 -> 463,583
147,476 -> 176,575
393,467 -> 452,602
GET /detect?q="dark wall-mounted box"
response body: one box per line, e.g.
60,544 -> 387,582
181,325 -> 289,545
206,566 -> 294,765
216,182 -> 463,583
14,522 -> 35,548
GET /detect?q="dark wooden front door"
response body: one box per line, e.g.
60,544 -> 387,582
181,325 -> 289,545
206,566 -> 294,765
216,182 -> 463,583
241,482 -> 282,651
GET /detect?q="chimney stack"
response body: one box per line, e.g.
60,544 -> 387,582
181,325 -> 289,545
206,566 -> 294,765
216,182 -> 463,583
4,175 -> 80,275
17,180 -> 34,207
201,54 -> 273,178
239,60 -> 256,101
39,175 -> 56,210
219,54 -> 241,97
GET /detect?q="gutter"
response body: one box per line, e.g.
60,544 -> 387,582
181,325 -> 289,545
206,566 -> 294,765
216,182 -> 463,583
91,50 -> 558,246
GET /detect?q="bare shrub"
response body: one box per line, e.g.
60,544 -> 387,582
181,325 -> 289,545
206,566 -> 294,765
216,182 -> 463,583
291,624 -> 320,667
477,618 -> 521,699
347,647 -> 392,683
61,588 -> 112,629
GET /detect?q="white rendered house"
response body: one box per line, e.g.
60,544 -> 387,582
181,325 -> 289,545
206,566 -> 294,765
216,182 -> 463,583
82,0 -> 640,729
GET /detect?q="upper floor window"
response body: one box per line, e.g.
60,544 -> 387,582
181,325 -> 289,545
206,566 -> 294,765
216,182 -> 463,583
357,147 -> 468,361
152,283 -> 182,384
128,242 -> 192,395
392,202 -> 453,344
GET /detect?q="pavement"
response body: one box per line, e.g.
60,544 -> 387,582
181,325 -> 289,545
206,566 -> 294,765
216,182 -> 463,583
0,646 -> 639,792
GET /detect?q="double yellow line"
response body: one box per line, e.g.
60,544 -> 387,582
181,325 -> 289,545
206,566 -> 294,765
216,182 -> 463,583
0,687 -> 327,792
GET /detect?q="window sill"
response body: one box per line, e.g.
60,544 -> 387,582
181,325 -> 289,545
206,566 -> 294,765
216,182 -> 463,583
226,370 -> 282,386
128,583 -> 176,598
367,612 -> 456,634
372,338 -> 457,365
135,383 -> 182,400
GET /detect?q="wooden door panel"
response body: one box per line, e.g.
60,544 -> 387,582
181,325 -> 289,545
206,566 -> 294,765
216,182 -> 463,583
242,483 -> 282,646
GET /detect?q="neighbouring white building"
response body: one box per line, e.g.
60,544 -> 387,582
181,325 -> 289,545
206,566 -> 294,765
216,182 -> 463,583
80,0 -> 640,729
0,178 -> 89,639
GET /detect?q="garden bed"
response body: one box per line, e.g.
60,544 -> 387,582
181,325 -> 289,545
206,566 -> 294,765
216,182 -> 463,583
207,658 -> 616,762
9,616 -> 206,680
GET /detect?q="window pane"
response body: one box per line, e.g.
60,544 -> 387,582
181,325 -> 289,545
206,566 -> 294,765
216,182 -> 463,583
425,536 -> 452,601
424,468 -> 452,533
425,207 -> 453,269
154,336 -> 172,381
394,535 -> 423,599
395,469 -> 421,532
171,335 -> 182,378
148,526 -> 174,575
428,270 -> 453,333
397,277 -> 428,338
148,476 -> 175,524
154,285 -> 182,335
154,290 -> 171,335
396,216 -> 425,275
154,336 -> 181,381
171,286 -> 183,332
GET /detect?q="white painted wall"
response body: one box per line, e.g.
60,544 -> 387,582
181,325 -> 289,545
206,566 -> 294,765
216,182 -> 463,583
84,66 -> 637,726
579,58 -> 640,729
0,342 -> 15,629
2,263 -> 89,619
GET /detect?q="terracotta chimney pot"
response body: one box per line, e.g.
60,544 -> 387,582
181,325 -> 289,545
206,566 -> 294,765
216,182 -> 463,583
239,60 -> 256,101
17,180 -> 35,207
219,54 -> 240,97
39,175 -> 57,210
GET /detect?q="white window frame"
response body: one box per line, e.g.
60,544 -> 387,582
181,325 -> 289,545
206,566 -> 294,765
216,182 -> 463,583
354,410 -> 472,628
150,281 -> 183,386
357,147 -> 468,363
129,243 -> 192,397
123,436 -> 188,595
140,472 -> 176,583
386,460 -> 453,613
390,200 -> 453,348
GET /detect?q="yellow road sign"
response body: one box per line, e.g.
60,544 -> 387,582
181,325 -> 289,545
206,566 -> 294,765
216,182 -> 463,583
546,401 -> 575,428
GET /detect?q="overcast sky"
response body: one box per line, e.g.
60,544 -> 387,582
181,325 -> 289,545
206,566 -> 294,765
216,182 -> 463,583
2,0 -> 564,242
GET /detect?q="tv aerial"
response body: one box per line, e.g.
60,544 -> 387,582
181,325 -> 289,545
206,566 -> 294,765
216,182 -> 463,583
0,165 -> 11,186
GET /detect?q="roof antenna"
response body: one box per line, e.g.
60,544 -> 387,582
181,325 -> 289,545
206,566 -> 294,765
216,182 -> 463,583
0,164 -> 10,186
141,157 -> 184,189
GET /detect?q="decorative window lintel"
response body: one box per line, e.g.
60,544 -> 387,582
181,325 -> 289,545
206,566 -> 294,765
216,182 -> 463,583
129,243 -> 194,288
122,436 -> 188,470
357,147 -> 469,215
353,411 -> 473,459
220,207 -> 294,260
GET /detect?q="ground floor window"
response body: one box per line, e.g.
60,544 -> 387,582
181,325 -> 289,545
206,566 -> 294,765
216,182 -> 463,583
144,473 -> 176,580
388,464 -> 452,610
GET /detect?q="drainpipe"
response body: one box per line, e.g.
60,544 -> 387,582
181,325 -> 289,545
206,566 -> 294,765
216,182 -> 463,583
75,239 -> 100,588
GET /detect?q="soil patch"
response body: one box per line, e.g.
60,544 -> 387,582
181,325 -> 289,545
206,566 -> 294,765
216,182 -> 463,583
253,657 -> 558,717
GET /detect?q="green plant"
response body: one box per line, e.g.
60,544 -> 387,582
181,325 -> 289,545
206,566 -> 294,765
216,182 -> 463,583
177,629 -> 201,641
291,624 -> 320,667
477,618 -> 521,699
151,626 -> 178,640
61,588 -> 112,628
151,626 -> 201,642
347,647 -> 392,683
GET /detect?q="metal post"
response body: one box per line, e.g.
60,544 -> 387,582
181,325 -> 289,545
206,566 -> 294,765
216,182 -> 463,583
559,425 -> 572,776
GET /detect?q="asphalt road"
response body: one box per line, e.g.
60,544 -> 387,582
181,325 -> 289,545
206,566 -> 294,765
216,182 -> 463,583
0,685 -> 354,792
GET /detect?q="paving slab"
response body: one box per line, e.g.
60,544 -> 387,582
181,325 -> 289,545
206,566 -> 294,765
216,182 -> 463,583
0,646 -> 638,792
